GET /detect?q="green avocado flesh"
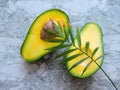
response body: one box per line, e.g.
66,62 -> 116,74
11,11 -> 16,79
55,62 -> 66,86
67,22 -> 104,78
20,9 -> 69,62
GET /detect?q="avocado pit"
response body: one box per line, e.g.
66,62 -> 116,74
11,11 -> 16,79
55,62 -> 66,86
40,20 -> 57,40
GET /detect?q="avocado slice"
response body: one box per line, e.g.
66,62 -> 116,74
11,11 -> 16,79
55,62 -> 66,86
67,22 -> 104,78
21,9 -> 69,62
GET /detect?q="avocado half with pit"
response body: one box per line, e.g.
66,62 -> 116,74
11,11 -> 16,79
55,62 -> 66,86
67,22 -> 104,78
21,9 -> 70,62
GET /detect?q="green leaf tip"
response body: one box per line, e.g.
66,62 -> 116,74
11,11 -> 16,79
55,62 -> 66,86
44,29 -> 60,37
85,42 -> 90,54
55,48 -> 77,59
91,47 -> 99,58
69,26 -> 75,45
69,57 -> 89,72
76,27 -> 81,49
60,54 -> 82,65
80,60 -> 93,77
45,38 -> 64,43
45,44 -> 72,50
64,27 -> 69,41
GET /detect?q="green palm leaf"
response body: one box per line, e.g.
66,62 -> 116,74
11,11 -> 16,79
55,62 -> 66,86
55,48 -> 77,59
69,26 -> 75,45
53,22 -> 59,33
53,22 -> 63,37
80,60 -> 93,77
60,53 -> 83,64
64,27 -> 69,41
68,57 -> 89,71
44,29 -> 61,37
45,39 -> 64,43
57,21 -> 63,37
45,44 -> 72,50
95,54 -> 104,61
85,42 -> 89,54
91,47 -> 99,58
76,27 -> 81,49
43,21 -> 118,90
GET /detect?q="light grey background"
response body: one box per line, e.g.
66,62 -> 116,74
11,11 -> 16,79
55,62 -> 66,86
0,0 -> 120,90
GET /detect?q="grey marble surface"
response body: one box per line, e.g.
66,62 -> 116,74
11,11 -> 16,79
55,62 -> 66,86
0,0 -> 120,90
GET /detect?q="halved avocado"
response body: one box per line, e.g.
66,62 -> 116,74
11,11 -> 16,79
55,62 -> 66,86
21,9 -> 69,62
67,22 -> 104,78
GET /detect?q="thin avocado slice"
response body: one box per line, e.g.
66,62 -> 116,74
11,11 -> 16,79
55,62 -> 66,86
21,9 -> 70,62
67,22 -> 104,78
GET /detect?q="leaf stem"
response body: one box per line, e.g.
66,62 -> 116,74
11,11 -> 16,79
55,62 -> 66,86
95,63 -> 118,90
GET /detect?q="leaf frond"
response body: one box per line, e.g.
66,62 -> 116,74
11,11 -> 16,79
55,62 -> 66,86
85,42 -> 89,54
60,53 -> 83,64
55,48 -> 77,59
64,27 -> 69,41
95,54 -> 104,61
69,26 -> 75,45
80,60 -> 93,77
53,22 -> 59,32
57,21 -> 64,37
91,47 -> 99,58
68,57 -> 89,71
42,21 -> 118,90
45,39 -> 64,43
76,27 -> 81,49
45,44 -> 72,50
44,29 -> 61,37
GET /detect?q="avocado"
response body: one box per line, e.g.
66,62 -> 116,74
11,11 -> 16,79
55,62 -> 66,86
67,22 -> 104,78
21,9 -> 69,62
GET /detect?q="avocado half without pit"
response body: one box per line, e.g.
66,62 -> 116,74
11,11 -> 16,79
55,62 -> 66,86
20,9 -> 70,62
67,22 -> 104,78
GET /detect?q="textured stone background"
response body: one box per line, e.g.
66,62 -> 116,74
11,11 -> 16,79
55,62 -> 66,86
0,0 -> 120,90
